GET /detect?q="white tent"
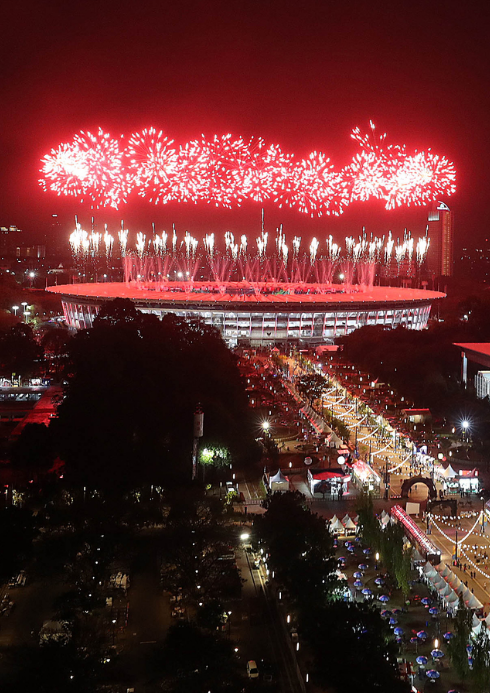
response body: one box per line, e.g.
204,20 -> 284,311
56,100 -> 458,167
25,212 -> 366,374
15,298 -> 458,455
442,464 -> 458,479
455,581 -> 466,596
269,470 -> 289,492
342,514 -> 356,531
438,583 -> 453,598
449,575 -> 463,592
436,564 -> 452,579
329,516 -> 344,534
446,590 -> 459,605
433,575 -> 447,590
472,613 -> 483,635
462,590 -> 483,610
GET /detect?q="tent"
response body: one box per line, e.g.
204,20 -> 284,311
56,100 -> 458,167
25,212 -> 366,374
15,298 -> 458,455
438,583 -> 453,598
342,514 -> 356,532
442,464 -> 458,479
436,564 -> 452,579
329,515 -> 344,534
269,470 -> 289,493
462,590 -> 483,610
422,562 -> 439,580
472,613 -> 483,635
445,591 -> 459,605
449,575 -> 463,592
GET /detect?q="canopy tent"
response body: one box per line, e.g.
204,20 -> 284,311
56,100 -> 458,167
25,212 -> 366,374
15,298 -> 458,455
436,564 -> 452,579
438,583 -> 453,598
422,563 -> 439,581
269,470 -> 289,492
449,575 -> 463,592
329,516 -> 344,534
308,468 -> 350,494
472,613 -> 483,635
442,464 -> 458,479
342,514 -> 356,531
462,590 -> 483,610
433,575 -> 447,590
446,591 -> 459,605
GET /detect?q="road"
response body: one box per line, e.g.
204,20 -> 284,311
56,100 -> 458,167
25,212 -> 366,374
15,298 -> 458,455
234,544 -> 305,693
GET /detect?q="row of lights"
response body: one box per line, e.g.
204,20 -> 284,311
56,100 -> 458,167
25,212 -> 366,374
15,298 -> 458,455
11,302 -> 31,322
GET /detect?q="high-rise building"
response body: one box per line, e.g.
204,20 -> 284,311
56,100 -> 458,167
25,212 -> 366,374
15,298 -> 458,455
426,202 -> 454,277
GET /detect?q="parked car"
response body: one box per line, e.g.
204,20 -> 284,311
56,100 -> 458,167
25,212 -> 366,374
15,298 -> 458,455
247,660 -> 259,679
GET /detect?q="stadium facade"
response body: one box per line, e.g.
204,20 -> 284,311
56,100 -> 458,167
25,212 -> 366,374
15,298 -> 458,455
48,281 -> 444,347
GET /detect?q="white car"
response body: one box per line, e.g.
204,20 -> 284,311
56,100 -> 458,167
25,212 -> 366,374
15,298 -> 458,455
247,660 -> 259,679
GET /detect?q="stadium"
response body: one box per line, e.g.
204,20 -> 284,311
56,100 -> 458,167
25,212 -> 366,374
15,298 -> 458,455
48,280 -> 444,347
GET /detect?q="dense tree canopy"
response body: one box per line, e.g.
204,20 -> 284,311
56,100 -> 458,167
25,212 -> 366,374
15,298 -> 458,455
302,601 -> 408,693
254,491 -> 338,609
338,321 -> 490,441
0,322 -> 43,378
52,299 -> 258,492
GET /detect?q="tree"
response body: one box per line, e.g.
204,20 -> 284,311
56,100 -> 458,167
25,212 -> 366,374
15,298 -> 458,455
52,299 -> 258,494
161,621 -> 244,693
0,506 -> 37,581
301,601 -> 409,693
470,625 -> 490,692
254,491 -> 338,608
10,422 -> 55,477
160,489 -> 242,603
448,597 -> 472,679
0,322 -> 43,379
296,373 -> 326,403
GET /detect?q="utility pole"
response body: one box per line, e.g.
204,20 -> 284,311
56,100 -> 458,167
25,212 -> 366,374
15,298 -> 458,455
384,456 -> 389,500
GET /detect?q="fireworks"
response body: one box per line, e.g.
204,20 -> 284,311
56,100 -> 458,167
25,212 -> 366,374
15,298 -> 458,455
41,125 -> 456,214
70,223 -> 431,291
41,129 -> 130,208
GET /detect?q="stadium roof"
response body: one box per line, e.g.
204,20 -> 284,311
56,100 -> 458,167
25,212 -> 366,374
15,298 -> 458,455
48,282 -> 445,308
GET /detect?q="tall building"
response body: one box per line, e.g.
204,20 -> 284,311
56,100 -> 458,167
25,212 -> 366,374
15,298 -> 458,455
426,202 -> 454,277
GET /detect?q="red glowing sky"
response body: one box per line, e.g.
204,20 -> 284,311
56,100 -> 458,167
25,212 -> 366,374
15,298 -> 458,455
1,0 -> 488,248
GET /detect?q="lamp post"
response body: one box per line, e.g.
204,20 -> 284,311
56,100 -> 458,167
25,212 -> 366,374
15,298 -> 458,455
12,305 -> 19,317
384,456 -> 389,500
375,552 -> 379,571
462,420 -> 470,442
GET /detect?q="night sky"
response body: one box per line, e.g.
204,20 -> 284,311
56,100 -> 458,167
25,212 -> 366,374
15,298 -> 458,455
2,0 -> 488,250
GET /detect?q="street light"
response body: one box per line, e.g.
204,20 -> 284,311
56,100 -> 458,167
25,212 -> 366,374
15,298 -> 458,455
262,421 -> 270,431
11,305 -> 19,316
375,552 -> 379,570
